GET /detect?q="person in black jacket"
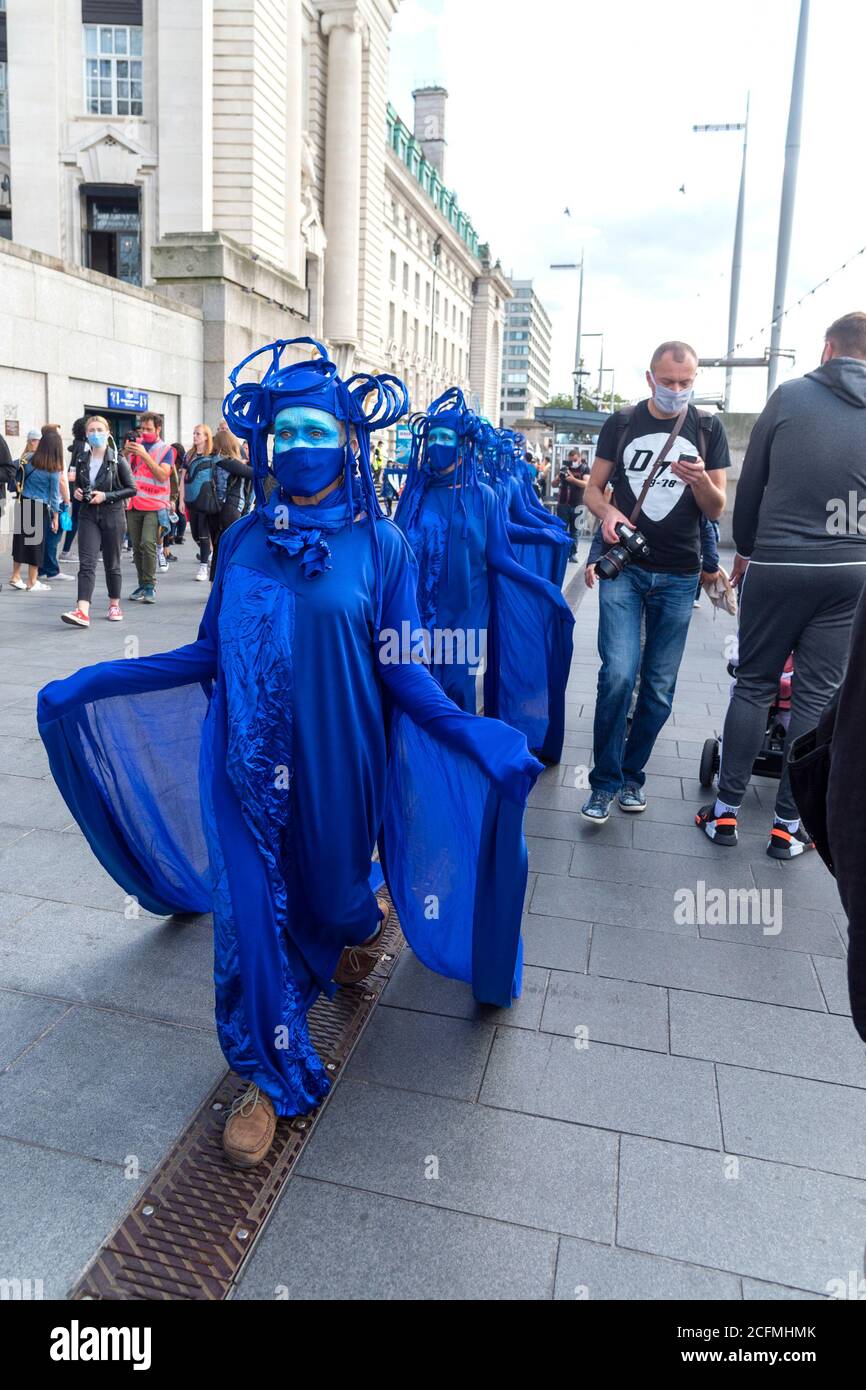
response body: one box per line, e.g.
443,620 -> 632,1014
60,417 -> 88,560
60,414 -> 136,629
823,587 -> 866,1042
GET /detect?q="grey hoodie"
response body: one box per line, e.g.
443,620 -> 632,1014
733,356 -> 866,563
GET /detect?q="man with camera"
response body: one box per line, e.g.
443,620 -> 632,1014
580,341 -> 730,822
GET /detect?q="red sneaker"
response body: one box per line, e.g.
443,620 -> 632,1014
107,603 -> 123,622
60,608 -> 90,628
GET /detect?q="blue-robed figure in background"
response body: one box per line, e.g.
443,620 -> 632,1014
393,388 -> 574,764
491,428 -> 571,587
37,339 -> 543,1168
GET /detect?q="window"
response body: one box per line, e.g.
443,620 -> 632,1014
414,272 -> 420,301
413,318 -> 419,352
0,63 -> 7,146
84,24 -> 143,116
435,291 -> 440,317
401,310 -> 407,344
83,186 -> 141,285
402,261 -> 409,293
425,282 -> 431,309
388,302 -> 395,340
424,325 -> 429,356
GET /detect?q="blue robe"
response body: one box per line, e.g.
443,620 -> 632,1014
502,473 -> 570,587
37,507 -> 541,1117
396,474 -> 574,761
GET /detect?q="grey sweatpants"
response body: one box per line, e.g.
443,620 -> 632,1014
718,561 -> 866,821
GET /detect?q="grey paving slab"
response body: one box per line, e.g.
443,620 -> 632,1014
699,903 -> 844,958
525,835 -> 573,876
633,816 -> 771,861
343,1007 -> 495,1102
716,1065 -> 866,1180
0,899 -> 215,1025
525,802 -> 634,847
569,841 -> 758,892
0,826 -> 131,912
591,923 -> 825,1009
561,766 -> 689,801
0,1135 -> 146,1299
0,770 -> 75,831
670,991 -> 866,1088
480,1029 -> 719,1147
531,875 -> 699,937
554,1237 -> 741,1301
381,949 -> 549,1030
618,1134 -> 866,1294
520,913 -> 590,973
296,1079 -> 617,1241
1,739 -> 52,780
742,1279 -> 827,1301
0,890 -> 35,928
234,1177 -> 558,1301
0,990 -> 71,1069
751,857 -> 843,913
541,970 -> 669,1053
813,955 -> 851,1015
0,1005 -> 225,1169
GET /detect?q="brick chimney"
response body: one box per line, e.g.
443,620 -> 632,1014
412,86 -> 448,178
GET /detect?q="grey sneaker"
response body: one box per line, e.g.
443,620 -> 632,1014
618,782 -> 647,813
581,789 -> 614,823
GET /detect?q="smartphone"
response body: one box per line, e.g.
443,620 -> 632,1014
679,453 -> 698,464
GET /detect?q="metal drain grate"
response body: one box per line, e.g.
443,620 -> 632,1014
71,901 -> 404,1301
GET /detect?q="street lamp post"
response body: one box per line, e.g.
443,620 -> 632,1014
550,256 -> 585,409
693,98 -> 749,410
768,0 -> 810,398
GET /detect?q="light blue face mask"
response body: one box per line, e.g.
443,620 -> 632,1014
650,373 -> 693,415
87,432 -> 108,449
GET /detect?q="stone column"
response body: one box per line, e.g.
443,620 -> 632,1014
321,7 -> 365,355
156,0 -> 214,236
284,0 -> 304,282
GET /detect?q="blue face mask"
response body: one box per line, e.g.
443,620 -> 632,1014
426,441 -> 458,473
650,373 -> 693,415
87,432 -> 108,449
272,444 -> 345,498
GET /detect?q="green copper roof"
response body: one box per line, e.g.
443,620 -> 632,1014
386,103 -> 481,257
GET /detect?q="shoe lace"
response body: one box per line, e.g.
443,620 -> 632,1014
229,1083 -> 262,1118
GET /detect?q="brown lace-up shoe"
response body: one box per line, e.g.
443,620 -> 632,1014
333,899 -> 391,986
222,1084 -> 277,1169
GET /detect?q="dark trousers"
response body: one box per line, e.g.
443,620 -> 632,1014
208,504 -> 243,581
76,503 -> 127,604
189,508 -> 219,564
719,561 -> 866,820
126,508 -> 160,589
556,502 -> 578,558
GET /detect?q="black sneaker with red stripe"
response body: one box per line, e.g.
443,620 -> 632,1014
695,804 -> 738,847
767,820 -> 815,860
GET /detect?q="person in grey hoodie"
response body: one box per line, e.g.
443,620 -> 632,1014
697,311 -> 866,858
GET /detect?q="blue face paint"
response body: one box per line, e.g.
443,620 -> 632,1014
272,406 -> 346,497
426,426 -> 458,473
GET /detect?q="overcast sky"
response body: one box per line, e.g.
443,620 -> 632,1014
388,0 -> 866,413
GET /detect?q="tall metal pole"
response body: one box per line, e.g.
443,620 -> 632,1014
725,94 -> 749,410
768,0 -> 809,398
597,336 -> 605,397
573,252 -> 584,410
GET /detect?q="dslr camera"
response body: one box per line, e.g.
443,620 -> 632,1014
596,521 -> 651,581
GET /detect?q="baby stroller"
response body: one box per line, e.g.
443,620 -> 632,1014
699,650 -> 793,788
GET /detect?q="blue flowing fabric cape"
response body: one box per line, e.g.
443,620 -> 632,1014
501,471 -> 571,588
395,472 -> 574,764
37,509 -> 542,1117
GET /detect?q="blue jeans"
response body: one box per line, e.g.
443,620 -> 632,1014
590,565 -> 698,793
39,516 -> 62,578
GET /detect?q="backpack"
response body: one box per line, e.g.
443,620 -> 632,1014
613,404 -> 713,471
184,452 -> 220,514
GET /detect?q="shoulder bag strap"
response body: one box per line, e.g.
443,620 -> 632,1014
628,406 -> 688,526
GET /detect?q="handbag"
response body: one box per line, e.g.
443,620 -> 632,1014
59,504 -> 73,532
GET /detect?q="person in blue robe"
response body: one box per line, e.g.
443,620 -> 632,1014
493,429 -> 571,587
37,339 -> 544,1166
393,389 -> 574,764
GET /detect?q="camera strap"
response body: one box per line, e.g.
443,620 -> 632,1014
628,406 -> 688,526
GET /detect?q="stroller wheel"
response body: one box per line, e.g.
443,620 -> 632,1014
699,737 -> 720,788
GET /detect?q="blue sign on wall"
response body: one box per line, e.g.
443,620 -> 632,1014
395,424 -> 412,463
108,387 -> 149,412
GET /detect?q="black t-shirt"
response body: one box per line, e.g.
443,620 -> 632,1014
595,401 -> 731,573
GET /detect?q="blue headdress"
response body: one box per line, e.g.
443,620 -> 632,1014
394,386 -> 482,547
223,337 -> 408,628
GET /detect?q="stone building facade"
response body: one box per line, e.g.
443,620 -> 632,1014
0,0 -> 507,449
